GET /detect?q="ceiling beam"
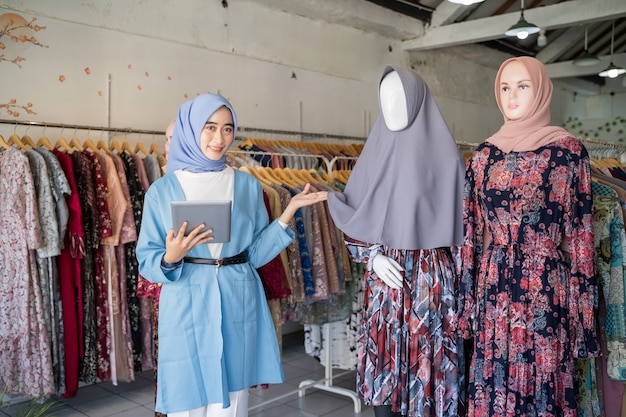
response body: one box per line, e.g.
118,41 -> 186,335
364,0 -> 432,23
245,0 -> 424,39
430,2 -> 470,28
535,27 -> 582,64
402,0 -> 626,51
545,52 -> 626,78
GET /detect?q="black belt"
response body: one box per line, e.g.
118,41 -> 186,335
183,253 -> 248,268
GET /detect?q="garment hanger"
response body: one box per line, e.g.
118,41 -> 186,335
303,168 -> 325,184
108,140 -> 123,153
8,134 -> 27,150
135,141 -> 149,156
290,168 -> 316,185
256,167 -> 279,185
332,170 -> 350,184
315,168 -> 332,184
69,137 -> 84,151
82,138 -> 98,152
273,167 -> 300,187
21,134 -> 36,149
245,167 -> 274,187
55,137 -> 74,153
122,141 -> 134,154
149,143 -> 166,167
37,135 -> 53,150
282,167 -> 304,185
0,134 -> 9,150
239,138 -> 255,149
263,167 -> 288,186
150,143 -> 163,156
97,139 -> 110,152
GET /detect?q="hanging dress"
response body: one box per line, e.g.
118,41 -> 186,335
0,146 -> 54,398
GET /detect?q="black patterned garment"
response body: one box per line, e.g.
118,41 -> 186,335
459,138 -> 600,417
120,151 -> 145,371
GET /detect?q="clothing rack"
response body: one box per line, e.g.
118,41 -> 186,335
298,323 -> 361,413
0,118 -> 165,136
456,140 -> 481,148
230,147 -> 362,413
579,136 -> 626,149
578,137 -> 626,162
0,119 -> 367,142
227,148 -> 358,177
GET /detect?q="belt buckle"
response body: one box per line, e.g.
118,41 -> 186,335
215,258 -> 224,268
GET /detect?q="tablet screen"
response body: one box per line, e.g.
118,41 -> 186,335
170,200 -> 232,242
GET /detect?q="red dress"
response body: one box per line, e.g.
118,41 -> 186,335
53,149 -> 85,398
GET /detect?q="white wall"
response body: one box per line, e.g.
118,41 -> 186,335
0,0 -> 408,148
1,0 -> 619,150
559,85 -> 626,143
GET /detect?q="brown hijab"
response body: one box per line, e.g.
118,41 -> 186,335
486,56 -> 571,153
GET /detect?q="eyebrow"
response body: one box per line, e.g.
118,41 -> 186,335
205,121 -> 235,128
500,79 -> 531,84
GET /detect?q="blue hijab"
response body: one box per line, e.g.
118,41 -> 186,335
166,94 -> 238,173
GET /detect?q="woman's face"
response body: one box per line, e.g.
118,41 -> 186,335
499,60 -> 534,121
200,106 -> 234,160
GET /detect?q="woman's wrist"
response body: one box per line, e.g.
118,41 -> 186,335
161,256 -> 183,271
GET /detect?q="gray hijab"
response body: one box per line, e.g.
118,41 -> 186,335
327,65 -> 464,250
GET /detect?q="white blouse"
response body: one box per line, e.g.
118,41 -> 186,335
175,166 -> 235,258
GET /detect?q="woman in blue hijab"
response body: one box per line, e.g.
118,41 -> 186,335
136,93 -> 327,417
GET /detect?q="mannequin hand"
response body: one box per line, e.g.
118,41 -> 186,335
372,254 -> 404,289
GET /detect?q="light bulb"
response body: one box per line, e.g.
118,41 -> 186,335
609,68 -> 619,78
517,31 -> 529,40
537,33 -> 547,47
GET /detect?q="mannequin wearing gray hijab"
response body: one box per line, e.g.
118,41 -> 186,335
327,66 -> 465,417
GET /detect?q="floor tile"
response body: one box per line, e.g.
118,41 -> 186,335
0,331 -> 367,417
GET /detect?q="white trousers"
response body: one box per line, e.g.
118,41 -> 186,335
168,390 -> 249,417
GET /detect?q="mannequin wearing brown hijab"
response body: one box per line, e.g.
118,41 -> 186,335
328,66 -> 465,417
459,57 -> 598,417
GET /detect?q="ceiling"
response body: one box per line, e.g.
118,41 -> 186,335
251,0 -> 626,91
368,0 -> 626,87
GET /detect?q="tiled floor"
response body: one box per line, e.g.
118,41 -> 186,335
0,333 -> 374,417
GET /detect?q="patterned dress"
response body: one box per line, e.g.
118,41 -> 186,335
459,138 -> 600,417
0,146 -> 54,398
348,241 -> 461,417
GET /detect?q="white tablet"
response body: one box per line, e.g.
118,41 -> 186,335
170,200 -> 232,243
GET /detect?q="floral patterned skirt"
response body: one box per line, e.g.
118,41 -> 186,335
356,247 -> 462,417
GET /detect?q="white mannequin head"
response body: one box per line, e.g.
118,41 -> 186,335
379,70 -> 408,131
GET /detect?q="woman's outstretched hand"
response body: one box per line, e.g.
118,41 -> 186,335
279,183 -> 328,225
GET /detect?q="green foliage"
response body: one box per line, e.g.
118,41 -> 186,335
0,388 -> 58,417
564,116 -> 626,143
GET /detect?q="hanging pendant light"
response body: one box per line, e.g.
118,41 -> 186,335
573,26 -> 600,67
599,22 -> 626,78
505,0 -> 540,40
448,0 -> 484,5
